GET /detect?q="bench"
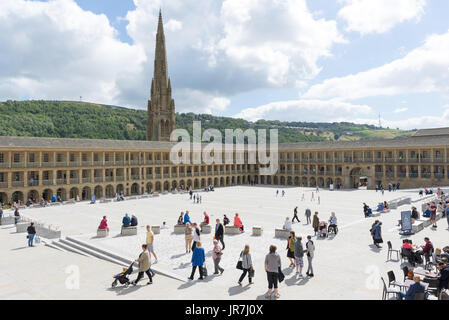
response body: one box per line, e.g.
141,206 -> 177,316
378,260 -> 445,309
139,195 -> 149,199
225,226 -> 241,235
275,229 -> 290,239
153,192 -> 160,197
0,216 -> 16,225
389,202 -> 398,209
174,224 -> 185,234
97,228 -> 109,237
16,222 -> 29,233
252,226 -> 263,236
126,196 -> 137,200
200,224 -> 211,234
121,226 -> 138,236
151,225 -> 160,235
412,220 -> 424,233
100,199 -> 112,203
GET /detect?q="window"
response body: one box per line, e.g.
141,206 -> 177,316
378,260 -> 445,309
82,153 -> 88,162
29,153 -> 35,163
13,153 -> 20,163
43,171 -> 50,180
43,153 -> 49,162
94,153 -> 99,162
13,172 -> 21,181
105,153 -> 109,162
0,172 -> 4,182
0,153 -> 3,163
70,153 -> 75,162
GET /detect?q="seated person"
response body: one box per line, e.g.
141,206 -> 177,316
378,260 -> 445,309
376,202 -> 384,212
383,201 -> 389,210
363,203 -> 372,217
177,212 -> 184,225
183,211 -> 191,224
411,207 -> 419,220
223,215 -> 230,226
328,212 -> 337,233
234,213 -> 244,232
402,239 -> 413,250
98,216 -> 109,230
437,262 -> 449,291
419,237 -> 433,257
283,217 -> 292,231
200,212 -> 209,232
130,215 -> 138,227
26,198 -> 32,207
161,222 -> 168,229
397,276 -> 425,300
122,213 -> 131,227
442,247 -> 449,260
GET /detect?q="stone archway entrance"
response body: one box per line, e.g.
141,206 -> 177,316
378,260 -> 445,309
349,167 -> 368,188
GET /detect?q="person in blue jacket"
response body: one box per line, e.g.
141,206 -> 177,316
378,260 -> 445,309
189,241 -> 205,280
184,211 -> 191,224
397,276 -> 425,300
122,213 -> 131,227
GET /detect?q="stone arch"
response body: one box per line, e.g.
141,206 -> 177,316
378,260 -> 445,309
131,183 -> 140,195
94,185 -> 103,198
164,181 -> 170,191
155,181 -> 162,191
214,177 -> 219,186
318,177 -> 325,188
301,176 -> 308,187
105,185 -> 114,198
225,177 -> 230,185
43,188 -> 54,201
207,177 -> 212,186
69,187 -> 79,200
336,178 -> 343,188
146,182 -> 153,193
294,176 -> 300,186
172,180 -> 178,189
116,184 -> 124,194
231,176 -> 235,185
27,190 -> 39,202
220,177 -> 224,186
57,188 -> 67,201
194,179 -> 199,189
186,179 -> 192,188
280,176 -> 286,185
287,176 -> 293,186
201,178 -> 206,188
309,177 -> 316,187
326,177 -> 333,188
237,176 -> 241,185
82,186 -> 91,200
179,180 -> 185,189
0,192 -> 8,204
267,176 -> 272,184
12,191 -> 24,203
273,176 -> 279,185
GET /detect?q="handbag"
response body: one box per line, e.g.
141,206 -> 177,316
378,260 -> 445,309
202,265 -> 208,277
278,267 -> 285,283
236,251 -> 243,270
249,268 -> 255,278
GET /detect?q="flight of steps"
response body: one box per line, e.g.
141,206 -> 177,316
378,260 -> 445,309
47,236 -> 186,282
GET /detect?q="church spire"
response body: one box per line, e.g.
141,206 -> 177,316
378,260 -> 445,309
154,8 -> 168,89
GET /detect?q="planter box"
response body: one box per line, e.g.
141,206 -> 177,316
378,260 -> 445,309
151,225 -> 160,235
97,228 -> 109,238
225,226 -> 241,235
200,224 -> 211,234
252,226 -> 263,236
174,224 -> 185,234
275,229 -> 290,239
121,226 -> 138,236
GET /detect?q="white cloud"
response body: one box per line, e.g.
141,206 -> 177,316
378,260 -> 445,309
394,107 -> 408,113
303,30 -> 449,101
175,89 -> 230,114
164,19 -> 182,32
338,0 -> 427,35
0,0 -> 146,106
234,99 -> 372,122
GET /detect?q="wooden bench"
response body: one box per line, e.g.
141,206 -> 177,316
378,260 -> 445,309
151,225 -> 160,235
174,224 -> 185,234
225,226 -> 241,235
275,229 -> 290,239
97,228 -> 109,237
252,226 -> 263,236
121,226 -> 138,236
200,224 -> 211,234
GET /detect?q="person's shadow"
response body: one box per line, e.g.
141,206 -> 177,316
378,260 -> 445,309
228,285 -> 250,296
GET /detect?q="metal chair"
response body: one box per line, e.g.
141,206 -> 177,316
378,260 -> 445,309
401,248 -> 414,265
387,241 -> 400,261
423,278 -> 440,296
387,270 -> 406,289
381,277 -> 400,300
402,266 -> 409,282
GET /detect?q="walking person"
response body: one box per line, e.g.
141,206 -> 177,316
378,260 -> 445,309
311,192 -> 315,201
264,245 -> 281,300
14,207 -> 20,224
305,235 -> 315,277
294,236 -> 304,278
192,222 -> 201,251
286,231 -> 296,267
292,206 -> 300,223
132,244 -> 153,285
189,241 -> 205,280
146,225 -> 158,262
430,201 -> 438,228
215,219 -> 225,249
237,245 -> 254,286
312,212 -> 319,236
212,240 -> 224,275
27,222 -> 36,247
301,193 -> 305,201
185,222 -> 193,253
305,208 -> 311,224
371,220 -> 383,248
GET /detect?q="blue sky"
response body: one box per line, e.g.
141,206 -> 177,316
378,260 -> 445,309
2,0 -> 449,129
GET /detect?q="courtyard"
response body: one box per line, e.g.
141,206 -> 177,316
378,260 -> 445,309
2,186 -> 448,300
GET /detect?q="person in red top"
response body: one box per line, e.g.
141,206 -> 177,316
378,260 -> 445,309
419,237 -> 434,260
98,216 -> 109,230
430,202 -> 438,228
234,213 -> 244,232
402,240 -> 413,250
200,211 -> 210,232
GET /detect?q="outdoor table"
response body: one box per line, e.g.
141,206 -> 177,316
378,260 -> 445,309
403,280 -> 429,291
413,268 -> 439,278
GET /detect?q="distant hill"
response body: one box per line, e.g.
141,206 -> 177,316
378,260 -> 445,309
0,100 -> 415,143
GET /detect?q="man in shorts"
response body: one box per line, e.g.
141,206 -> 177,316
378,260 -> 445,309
294,236 -> 304,278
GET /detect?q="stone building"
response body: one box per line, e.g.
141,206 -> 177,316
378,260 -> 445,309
0,13 -> 448,204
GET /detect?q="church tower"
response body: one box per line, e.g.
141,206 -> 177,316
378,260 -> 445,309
147,10 -> 176,141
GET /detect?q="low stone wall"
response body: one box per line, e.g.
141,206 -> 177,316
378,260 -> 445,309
121,226 -> 137,236
0,216 -> 16,225
151,225 -> 160,235
174,224 -> 185,234
16,222 -> 29,233
275,229 -> 290,239
225,226 -> 241,235
200,224 -> 211,234
97,228 -> 109,238
252,226 -> 263,236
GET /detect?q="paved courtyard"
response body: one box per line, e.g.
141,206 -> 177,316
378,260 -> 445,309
2,186 -> 449,300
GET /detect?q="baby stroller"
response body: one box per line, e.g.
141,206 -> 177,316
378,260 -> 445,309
318,221 -> 328,238
111,263 -> 134,288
